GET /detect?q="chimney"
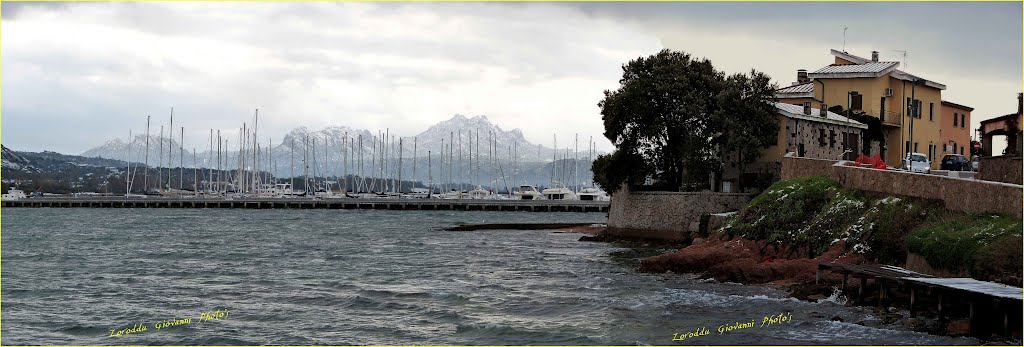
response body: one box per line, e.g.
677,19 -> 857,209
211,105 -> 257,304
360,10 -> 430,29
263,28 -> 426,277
820,103 -> 828,117
797,69 -> 809,84
803,102 -> 812,115
871,51 -> 879,62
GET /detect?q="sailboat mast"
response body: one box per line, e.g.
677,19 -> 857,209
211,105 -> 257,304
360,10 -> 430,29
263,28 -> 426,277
574,133 -> 578,193
458,130 -> 462,192
207,129 -> 213,194
551,134 -> 556,187
290,137 -> 295,194
159,126 -> 164,193
126,129 -> 132,196
180,127 -> 185,191
253,109 -> 258,194
216,131 -> 221,194
476,131 -> 480,189
193,148 -> 197,195
428,150 -> 432,195
168,107 -> 174,190
412,137 -> 417,190
513,141 -> 517,193
440,138 -> 445,193
398,137 -> 403,193
343,133 -> 348,193
144,116 -> 150,193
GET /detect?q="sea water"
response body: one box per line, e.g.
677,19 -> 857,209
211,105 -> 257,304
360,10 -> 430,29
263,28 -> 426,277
1,209 -> 977,345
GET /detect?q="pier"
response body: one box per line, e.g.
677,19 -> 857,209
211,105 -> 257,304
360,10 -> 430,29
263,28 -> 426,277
817,262 -> 1022,339
2,197 -> 609,212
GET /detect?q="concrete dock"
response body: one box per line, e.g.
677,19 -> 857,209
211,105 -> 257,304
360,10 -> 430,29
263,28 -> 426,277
2,197 -> 609,212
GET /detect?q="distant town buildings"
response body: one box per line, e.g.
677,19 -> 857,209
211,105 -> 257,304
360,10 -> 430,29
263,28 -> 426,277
940,101 -> 973,157
777,49 -> 952,169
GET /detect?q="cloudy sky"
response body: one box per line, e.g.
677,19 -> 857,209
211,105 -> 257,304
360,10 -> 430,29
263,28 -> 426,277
2,2 -> 1020,155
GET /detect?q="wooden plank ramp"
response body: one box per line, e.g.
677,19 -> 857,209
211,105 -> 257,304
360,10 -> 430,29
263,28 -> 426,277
818,262 -> 1022,339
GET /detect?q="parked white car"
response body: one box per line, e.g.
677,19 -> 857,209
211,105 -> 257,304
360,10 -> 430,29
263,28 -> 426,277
904,152 -> 931,174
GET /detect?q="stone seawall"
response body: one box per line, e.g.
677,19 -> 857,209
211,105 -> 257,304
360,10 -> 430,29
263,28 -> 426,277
607,187 -> 751,239
781,153 -> 1023,218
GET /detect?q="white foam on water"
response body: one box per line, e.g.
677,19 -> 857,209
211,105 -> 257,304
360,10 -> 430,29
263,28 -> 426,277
818,286 -> 848,305
665,288 -> 802,307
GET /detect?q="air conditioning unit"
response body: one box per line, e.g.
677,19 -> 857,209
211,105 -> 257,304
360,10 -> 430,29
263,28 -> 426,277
884,88 -> 894,97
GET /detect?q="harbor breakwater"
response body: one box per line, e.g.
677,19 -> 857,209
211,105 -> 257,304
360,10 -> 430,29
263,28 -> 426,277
1,197 -> 609,212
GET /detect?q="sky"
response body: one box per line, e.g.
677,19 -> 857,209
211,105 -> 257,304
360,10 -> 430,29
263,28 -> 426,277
2,2 -> 1021,155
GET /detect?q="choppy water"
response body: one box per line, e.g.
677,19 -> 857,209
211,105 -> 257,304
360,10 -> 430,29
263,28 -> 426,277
2,209 -> 978,345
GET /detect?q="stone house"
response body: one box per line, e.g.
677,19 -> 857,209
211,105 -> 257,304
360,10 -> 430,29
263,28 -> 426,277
721,102 -> 866,192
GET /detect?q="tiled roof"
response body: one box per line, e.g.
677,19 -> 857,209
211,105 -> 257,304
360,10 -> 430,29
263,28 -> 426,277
828,49 -> 946,90
776,82 -> 814,94
811,61 -> 899,74
774,102 -> 867,129
941,100 -> 974,111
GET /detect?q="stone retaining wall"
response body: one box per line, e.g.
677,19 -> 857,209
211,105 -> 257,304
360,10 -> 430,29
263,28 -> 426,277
782,153 -> 1023,218
977,156 -> 1023,185
607,186 -> 751,239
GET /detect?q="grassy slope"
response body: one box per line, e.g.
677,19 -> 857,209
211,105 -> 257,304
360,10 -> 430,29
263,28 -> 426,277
725,176 -> 1021,285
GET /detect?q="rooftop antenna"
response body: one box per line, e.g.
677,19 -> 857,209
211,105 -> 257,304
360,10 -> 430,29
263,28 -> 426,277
842,26 -> 848,52
893,50 -> 907,71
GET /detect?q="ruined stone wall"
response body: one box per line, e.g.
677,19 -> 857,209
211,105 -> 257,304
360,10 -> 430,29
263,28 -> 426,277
607,186 -> 751,238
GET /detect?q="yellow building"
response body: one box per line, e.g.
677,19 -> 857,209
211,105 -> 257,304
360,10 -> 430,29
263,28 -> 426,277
776,49 -> 946,168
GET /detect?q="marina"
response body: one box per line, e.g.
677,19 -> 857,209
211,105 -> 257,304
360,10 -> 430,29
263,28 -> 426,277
2,196 -> 609,212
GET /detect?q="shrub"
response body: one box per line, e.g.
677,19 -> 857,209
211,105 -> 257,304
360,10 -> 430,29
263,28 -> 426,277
906,214 -> 1023,281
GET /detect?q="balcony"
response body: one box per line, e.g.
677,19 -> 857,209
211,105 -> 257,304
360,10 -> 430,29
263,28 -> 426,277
868,109 -> 903,127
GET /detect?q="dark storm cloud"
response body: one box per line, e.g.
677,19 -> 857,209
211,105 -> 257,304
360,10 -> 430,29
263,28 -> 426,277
561,2 -> 1022,81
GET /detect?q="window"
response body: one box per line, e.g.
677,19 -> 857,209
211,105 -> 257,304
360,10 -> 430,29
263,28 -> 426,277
908,99 -> 923,118
829,130 -> 836,147
818,128 -> 827,147
851,93 -> 863,110
954,112 -> 958,126
905,141 -> 911,154
880,97 -> 886,117
929,103 -> 934,121
960,146 -> 964,155
914,142 -> 919,153
961,114 -> 966,128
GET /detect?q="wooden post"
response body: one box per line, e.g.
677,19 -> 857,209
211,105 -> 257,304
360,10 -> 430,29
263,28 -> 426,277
878,280 -> 885,307
858,277 -> 867,304
909,287 -> 916,317
937,293 -> 945,321
968,299 -> 975,336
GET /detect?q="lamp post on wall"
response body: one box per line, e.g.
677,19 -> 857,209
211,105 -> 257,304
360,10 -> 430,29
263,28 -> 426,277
847,91 -> 860,160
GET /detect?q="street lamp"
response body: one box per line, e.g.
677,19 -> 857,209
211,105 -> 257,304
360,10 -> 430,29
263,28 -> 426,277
908,78 -> 926,161
847,91 -> 860,159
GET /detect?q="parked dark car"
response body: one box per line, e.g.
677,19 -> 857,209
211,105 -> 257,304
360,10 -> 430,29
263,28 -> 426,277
940,154 -> 970,171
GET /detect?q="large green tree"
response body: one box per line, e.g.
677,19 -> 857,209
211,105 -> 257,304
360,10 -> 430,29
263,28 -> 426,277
594,49 -> 778,193
711,70 -> 779,191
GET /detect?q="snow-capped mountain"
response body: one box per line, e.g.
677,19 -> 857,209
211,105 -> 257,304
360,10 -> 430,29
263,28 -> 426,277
80,134 -> 182,168
75,114 -> 601,186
